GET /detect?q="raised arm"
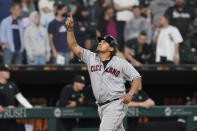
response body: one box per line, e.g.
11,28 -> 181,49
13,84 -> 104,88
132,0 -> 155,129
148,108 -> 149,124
65,13 -> 82,58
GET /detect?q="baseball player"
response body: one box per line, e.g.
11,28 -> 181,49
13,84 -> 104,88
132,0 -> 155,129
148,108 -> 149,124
65,13 -> 141,131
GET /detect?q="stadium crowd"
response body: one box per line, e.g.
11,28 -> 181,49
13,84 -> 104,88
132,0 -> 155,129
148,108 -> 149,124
0,0 -> 197,66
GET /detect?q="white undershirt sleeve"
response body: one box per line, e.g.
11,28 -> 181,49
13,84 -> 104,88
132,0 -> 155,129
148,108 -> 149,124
15,93 -> 33,108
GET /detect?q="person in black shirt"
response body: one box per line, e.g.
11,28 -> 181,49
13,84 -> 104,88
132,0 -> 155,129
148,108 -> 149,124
165,0 -> 196,40
48,3 -> 70,65
0,64 -> 32,108
59,75 -> 86,131
60,75 -> 86,107
124,31 -> 152,66
0,90 -> 7,112
0,64 -> 32,131
127,82 -> 155,131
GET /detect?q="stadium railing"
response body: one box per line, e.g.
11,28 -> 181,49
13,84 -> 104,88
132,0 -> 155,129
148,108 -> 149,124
0,106 -> 197,131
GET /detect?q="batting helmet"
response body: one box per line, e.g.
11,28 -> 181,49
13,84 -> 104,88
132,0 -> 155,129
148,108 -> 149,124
97,35 -> 118,48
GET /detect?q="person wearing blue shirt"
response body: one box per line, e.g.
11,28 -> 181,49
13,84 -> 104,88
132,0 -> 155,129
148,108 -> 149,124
48,3 -> 70,64
0,3 -> 24,65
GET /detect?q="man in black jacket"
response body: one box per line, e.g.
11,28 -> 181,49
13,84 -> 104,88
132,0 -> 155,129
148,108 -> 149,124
59,75 -> 86,131
60,75 -> 86,107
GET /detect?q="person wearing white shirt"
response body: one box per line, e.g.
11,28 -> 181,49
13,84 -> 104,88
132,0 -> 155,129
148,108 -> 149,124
153,14 -> 183,65
113,0 -> 139,51
38,0 -> 55,28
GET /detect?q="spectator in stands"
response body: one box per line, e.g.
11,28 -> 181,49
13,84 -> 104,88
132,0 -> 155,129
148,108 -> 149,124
38,0 -> 55,28
153,15 -> 183,65
60,75 -> 86,107
24,11 -> 51,65
180,18 -> 197,64
15,0 -> 35,28
48,4 -> 70,65
124,5 -> 152,44
0,0 -> 13,23
97,6 -> 117,39
140,0 -> 152,25
94,0 -> 112,22
0,3 -> 25,65
165,0 -> 195,40
0,64 -> 32,131
75,6 -> 94,47
149,0 -> 174,26
113,0 -> 139,51
128,82 -> 155,108
17,0 -> 35,18
124,31 -> 151,66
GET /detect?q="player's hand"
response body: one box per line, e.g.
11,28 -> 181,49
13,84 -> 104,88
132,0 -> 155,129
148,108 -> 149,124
121,94 -> 132,104
65,13 -> 74,31
66,101 -> 77,107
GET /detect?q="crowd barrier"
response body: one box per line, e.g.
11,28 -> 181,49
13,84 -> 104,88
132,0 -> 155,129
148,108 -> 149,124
0,106 -> 197,131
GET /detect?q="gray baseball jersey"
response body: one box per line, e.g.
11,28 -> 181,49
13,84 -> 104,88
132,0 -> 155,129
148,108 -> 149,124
81,48 -> 141,103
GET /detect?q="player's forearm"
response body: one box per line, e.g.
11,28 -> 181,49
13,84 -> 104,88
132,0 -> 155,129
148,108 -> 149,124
129,77 -> 141,96
67,30 -> 78,50
67,30 -> 82,58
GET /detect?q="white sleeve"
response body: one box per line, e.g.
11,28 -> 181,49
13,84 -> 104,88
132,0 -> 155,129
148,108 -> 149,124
122,60 -> 141,81
172,27 -> 183,44
81,48 -> 95,65
15,93 -> 33,108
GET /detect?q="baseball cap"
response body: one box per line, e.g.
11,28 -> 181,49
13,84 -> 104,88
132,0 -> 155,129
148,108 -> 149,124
97,35 -> 118,47
0,64 -> 10,71
73,75 -> 86,84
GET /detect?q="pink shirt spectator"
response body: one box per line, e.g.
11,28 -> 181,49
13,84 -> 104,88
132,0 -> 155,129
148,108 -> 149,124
106,20 -> 117,39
